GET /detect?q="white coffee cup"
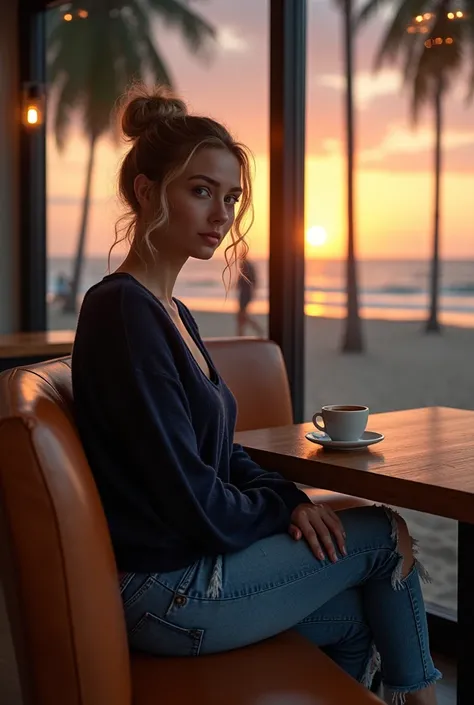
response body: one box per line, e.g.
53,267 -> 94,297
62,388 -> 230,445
312,405 -> 369,442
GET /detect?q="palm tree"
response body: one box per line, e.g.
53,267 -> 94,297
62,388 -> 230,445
47,1 -> 215,314
341,0 -> 365,352
358,0 -> 470,332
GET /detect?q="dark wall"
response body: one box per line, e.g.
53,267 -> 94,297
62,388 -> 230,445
20,0 -> 62,9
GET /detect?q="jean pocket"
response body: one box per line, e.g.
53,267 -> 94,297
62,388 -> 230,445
121,574 -> 157,610
129,612 -> 205,657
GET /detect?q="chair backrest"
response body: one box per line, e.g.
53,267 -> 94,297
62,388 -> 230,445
206,338 -> 293,431
0,358 -> 131,705
0,337 -> 292,705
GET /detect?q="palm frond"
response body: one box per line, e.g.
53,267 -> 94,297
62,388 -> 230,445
47,19 -> 90,86
83,15 -> 127,139
54,76 -> 84,150
144,0 -> 215,53
106,17 -> 145,144
402,31 -> 424,84
357,0 -> 390,27
462,8 -> 474,100
127,2 -> 174,85
411,60 -> 434,120
409,10 -> 464,121
47,0 -> 217,148
466,47 -> 474,101
45,8 -> 63,44
110,15 -> 144,88
373,0 -> 428,70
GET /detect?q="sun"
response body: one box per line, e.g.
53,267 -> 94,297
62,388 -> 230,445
306,225 -> 328,248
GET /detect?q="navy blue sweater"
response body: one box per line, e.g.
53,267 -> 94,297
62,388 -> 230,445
72,273 -> 310,572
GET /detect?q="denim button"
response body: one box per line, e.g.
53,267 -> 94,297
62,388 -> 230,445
175,595 -> 187,606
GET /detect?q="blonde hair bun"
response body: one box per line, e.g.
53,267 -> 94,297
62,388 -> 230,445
121,84 -> 187,139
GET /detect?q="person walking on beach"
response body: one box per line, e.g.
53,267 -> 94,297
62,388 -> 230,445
53,272 -> 71,308
71,83 -> 440,704
236,253 -> 263,336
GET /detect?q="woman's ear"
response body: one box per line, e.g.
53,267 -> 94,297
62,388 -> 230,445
134,174 -> 154,208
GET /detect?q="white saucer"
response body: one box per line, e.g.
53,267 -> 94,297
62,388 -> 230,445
305,430 -> 384,451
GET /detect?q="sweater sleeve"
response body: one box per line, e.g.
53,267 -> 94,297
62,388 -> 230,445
124,369 -> 297,554
229,443 -> 310,513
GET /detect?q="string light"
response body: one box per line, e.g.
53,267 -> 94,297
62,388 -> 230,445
406,7 -> 465,45
62,8 -> 89,21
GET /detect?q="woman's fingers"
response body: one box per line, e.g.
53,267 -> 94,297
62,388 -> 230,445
325,505 -> 346,536
321,510 -> 347,556
297,514 -> 326,560
313,517 -> 338,562
311,505 -> 347,557
288,523 -> 302,540
289,504 -> 348,561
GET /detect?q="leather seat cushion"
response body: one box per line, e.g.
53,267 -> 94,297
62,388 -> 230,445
131,630 -> 382,705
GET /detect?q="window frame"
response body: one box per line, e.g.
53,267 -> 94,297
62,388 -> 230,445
18,0 -> 47,331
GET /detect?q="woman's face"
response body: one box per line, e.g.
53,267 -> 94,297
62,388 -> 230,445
145,146 -> 242,261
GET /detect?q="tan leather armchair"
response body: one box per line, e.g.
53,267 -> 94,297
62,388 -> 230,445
0,346 -> 380,705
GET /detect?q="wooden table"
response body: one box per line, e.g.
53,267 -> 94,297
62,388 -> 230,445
0,330 -> 75,372
235,406 -> 474,705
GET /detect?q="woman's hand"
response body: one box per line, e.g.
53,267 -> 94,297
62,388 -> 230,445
289,503 -> 347,562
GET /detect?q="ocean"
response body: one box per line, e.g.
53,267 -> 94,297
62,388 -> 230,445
48,256 -> 474,327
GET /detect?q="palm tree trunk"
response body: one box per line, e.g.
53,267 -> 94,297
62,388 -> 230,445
426,82 -> 443,333
341,0 -> 364,352
63,133 -> 97,314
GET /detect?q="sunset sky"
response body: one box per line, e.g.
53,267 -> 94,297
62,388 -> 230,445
46,0 -> 474,260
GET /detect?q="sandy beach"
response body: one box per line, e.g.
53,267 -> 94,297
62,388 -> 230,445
48,304 -> 474,616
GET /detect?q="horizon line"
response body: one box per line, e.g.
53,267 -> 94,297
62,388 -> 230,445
47,254 -> 474,262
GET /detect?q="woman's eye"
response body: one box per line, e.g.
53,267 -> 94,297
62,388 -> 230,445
194,186 -> 211,197
193,186 -> 239,205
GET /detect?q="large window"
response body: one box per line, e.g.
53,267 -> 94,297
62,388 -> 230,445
305,0 -> 474,617
46,0 -> 269,339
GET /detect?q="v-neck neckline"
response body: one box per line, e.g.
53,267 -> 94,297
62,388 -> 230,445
104,272 -> 220,387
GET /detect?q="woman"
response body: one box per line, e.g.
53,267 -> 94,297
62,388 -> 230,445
72,84 -> 441,705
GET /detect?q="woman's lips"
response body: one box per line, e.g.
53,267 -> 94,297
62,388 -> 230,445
198,232 -> 220,246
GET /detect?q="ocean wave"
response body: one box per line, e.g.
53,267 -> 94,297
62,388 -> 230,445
305,285 -> 341,293
443,283 -> 474,295
371,285 -> 423,295
299,283 -> 474,297
304,297 -> 474,313
306,284 -> 425,296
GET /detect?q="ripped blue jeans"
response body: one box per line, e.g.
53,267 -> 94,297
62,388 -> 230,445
120,505 -> 441,703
